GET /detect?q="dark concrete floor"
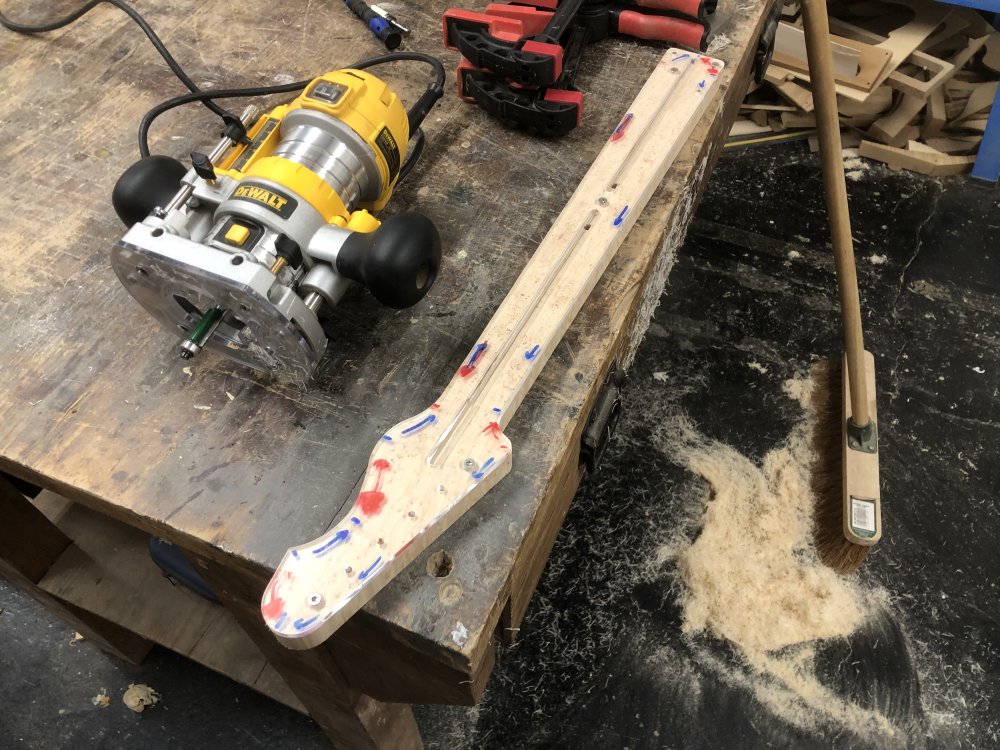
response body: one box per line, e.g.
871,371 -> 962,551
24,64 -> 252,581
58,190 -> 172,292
2,143 -> 998,749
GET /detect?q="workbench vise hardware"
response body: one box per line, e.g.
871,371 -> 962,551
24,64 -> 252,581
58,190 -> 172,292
110,68 -> 442,381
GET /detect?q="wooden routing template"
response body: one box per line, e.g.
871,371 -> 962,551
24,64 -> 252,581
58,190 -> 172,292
262,50 -> 725,650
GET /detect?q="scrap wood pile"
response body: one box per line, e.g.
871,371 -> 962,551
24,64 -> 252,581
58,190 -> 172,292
731,0 -> 999,176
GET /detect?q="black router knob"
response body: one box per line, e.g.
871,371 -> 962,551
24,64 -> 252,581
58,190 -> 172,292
336,212 -> 442,309
191,151 -> 217,181
112,155 -> 187,226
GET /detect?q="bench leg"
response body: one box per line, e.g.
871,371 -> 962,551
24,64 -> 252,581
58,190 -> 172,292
193,555 -> 423,750
0,475 -> 153,664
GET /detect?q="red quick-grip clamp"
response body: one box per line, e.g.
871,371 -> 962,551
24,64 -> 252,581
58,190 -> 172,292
442,9 -> 525,50
615,11 -> 708,51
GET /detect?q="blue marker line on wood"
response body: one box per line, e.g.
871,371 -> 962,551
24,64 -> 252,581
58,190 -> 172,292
381,434 -> 393,442
358,556 -> 383,581
291,550 -> 299,559
611,113 -> 633,142
472,457 -> 496,480
614,206 -> 630,226
672,53 -> 690,62
275,612 -> 288,630
492,407 -> 502,414
401,413 -> 437,435
312,529 -> 349,556
460,341 -> 489,377
525,344 -> 540,360
469,342 -> 488,365
293,615 -> 319,631
350,517 -> 362,526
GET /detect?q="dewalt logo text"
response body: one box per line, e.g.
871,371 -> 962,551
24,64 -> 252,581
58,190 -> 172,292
229,182 -> 297,218
233,186 -> 288,211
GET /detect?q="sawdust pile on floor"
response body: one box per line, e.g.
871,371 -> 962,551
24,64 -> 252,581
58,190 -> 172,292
90,691 -> 110,708
122,683 -> 160,713
656,417 -> 864,652
652,373 -> 900,742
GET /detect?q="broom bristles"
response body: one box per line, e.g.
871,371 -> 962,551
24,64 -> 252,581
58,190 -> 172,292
809,358 -> 872,574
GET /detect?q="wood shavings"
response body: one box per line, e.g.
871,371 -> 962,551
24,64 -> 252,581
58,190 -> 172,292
623,156 -> 709,368
91,691 -> 110,708
70,631 -> 84,644
707,33 -> 732,55
193,404 -> 212,410
843,155 -> 872,181
651,380 -> 902,743
656,416 -> 865,653
451,622 -> 469,647
781,374 -> 813,408
122,683 -> 160,713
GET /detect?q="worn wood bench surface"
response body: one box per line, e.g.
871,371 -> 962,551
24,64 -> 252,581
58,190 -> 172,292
0,0 -> 768,745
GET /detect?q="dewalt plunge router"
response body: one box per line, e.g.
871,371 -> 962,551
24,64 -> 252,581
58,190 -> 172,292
111,58 -> 445,382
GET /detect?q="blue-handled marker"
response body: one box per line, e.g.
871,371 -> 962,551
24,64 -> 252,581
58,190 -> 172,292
344,0 -> 407,50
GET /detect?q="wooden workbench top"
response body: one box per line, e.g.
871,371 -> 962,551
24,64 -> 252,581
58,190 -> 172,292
0,0 -> 768,705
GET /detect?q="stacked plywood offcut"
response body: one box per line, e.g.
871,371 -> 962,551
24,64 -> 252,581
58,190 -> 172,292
730,0 -> 999,177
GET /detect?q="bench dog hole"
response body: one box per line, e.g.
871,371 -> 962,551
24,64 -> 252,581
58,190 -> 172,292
427,550 -> 454,578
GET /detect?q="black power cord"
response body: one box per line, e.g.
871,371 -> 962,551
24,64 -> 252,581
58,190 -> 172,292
0,0 -> 235,124
2,3 -> 445,183
135,80 -> 311,158
137,52 -> 445,179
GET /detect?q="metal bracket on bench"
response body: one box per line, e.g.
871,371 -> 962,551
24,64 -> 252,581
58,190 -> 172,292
581,364 -> 625,474
754,0 -> 782,83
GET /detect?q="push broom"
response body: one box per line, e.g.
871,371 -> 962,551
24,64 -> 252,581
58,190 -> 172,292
801,0 -> 882,574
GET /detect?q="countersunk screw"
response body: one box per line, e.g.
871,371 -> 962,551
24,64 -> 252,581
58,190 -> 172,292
407,510 -> 416,518
307,592 -> 323,607
462,458 -> 477,472
344,566 -> 353,575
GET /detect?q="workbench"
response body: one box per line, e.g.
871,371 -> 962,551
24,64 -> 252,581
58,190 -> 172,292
0,1 -> 769,747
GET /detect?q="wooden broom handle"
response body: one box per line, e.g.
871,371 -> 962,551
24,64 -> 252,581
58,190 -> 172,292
800,0 -> 870,427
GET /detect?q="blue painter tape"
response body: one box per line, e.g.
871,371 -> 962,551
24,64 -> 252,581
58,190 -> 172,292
312,529 -> 349,557
614,206 -> 630,227
293,615 -> 319,631
358,556 -> 383,581
472,457 -> 496,480
401,413 -> 437,435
